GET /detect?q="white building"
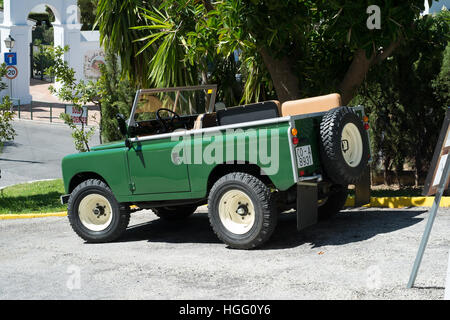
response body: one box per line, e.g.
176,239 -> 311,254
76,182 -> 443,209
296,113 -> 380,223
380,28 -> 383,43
0,0 -> 104,105
423,0 -> 449,14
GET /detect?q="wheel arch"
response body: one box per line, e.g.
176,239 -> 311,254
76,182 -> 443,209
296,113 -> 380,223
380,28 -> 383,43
68,172 -> 110,194
206,162 -> 275,194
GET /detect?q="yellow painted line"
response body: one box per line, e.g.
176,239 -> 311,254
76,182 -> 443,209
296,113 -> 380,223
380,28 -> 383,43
1,196 -> 450,220
0,212 -> 67,220
345,197 -> 450,208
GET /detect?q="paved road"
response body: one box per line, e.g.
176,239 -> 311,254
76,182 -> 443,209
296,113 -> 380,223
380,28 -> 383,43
0,120 -> 100,188
0,207 -> 449,300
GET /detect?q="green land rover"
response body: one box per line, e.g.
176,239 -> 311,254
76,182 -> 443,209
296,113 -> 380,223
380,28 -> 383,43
61,85 -> 371,249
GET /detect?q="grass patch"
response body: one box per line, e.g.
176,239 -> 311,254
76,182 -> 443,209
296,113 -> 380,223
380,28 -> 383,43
0,179 -> 67,214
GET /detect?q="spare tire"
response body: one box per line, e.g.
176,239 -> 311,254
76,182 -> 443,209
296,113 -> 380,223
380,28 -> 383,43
319,107 -> 370,185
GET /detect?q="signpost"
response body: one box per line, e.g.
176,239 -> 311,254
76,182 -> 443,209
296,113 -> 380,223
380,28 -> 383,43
5,65 -> 18,80
4,52 -> 17,66
4,52 -> 18,101
407,107 -> 450,288
65,105 -> 89,125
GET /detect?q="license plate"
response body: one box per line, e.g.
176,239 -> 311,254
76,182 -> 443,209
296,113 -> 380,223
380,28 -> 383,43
296,145 -> 314,169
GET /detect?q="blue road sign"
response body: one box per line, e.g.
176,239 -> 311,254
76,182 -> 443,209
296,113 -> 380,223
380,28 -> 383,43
4,52 -> 17,66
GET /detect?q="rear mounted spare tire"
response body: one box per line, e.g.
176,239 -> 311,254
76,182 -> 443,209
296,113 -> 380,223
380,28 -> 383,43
319,107 -> 370,185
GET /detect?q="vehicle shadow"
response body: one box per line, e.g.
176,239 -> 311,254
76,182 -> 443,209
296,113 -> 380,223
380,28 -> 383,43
118,208 -> 426,249
119,212 -> 222,244
264,208 -> 426,250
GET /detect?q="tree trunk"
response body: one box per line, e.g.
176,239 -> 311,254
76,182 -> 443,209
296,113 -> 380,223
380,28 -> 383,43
338,40 -> 401,105
259,48 -> 302,103
414,155 -> 422,188
383,157 -> 391,186
338,49 -> 374,106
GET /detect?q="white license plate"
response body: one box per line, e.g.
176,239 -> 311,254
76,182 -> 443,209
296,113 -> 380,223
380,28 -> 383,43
296,145 -> 314,168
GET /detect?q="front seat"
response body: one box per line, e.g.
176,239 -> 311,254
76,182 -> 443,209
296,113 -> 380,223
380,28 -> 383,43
193,113 -> 218,130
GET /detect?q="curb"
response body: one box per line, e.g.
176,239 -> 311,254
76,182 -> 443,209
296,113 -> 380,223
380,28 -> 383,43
1,197 -> 449,220
0,212 -> 67,220
345,196 -> 450,208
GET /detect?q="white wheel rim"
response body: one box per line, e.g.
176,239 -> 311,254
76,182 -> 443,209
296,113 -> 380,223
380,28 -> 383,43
218,190 -> 255,235
341,123 -> 363,168
78,194 -> 113,232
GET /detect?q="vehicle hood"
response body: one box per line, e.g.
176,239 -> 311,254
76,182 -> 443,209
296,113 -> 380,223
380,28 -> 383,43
90,141 -> 126,151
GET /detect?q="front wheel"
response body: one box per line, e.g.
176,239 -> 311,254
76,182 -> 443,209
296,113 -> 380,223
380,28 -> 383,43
67,179 -> 130,243
208,172 -> 277,249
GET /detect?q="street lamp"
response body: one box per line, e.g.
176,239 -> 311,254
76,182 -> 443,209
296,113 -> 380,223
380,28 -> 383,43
4,35 -> 15,52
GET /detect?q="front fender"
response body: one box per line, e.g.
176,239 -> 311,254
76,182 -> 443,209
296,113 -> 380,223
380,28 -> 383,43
61,147 -> 131,201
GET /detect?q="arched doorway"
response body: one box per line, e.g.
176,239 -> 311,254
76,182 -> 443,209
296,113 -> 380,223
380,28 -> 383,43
0,0 -> 81,105
29,4 -> 56,82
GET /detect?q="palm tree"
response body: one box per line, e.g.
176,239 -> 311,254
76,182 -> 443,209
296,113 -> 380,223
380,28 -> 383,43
96,0 -> 153,87
96,0 -> 201,89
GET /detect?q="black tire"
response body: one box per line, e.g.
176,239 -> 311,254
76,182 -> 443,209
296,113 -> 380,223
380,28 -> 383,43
152,205 -> 197,221
67,179 -> 130,243
318,184 -> 348,220
320,107 -> 370,185
208,172 -> 277,249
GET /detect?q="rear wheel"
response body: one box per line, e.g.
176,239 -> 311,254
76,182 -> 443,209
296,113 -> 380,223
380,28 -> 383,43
152,205 -> 197,221
67,179 -> 130,243
208,172 -> 277,249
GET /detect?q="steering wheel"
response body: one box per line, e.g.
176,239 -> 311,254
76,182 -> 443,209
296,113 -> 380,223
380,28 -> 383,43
156,108 -> 187,133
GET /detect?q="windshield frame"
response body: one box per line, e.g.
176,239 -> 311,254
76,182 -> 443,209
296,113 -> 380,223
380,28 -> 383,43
127,85 -> 218,127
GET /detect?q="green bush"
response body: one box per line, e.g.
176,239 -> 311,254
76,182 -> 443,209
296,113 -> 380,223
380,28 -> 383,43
0,65 -> 16,144
354,11 -> 450,186
98,49 -> 136,143
33,44 -> 55,80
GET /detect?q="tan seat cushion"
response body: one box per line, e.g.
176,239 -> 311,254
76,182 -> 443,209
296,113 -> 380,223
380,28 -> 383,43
193,114 -> 204,130
281,93 -> 342,117
193,113 -> 217,130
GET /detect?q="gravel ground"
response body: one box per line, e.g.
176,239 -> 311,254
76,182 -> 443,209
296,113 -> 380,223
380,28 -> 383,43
0,206 -> 449,300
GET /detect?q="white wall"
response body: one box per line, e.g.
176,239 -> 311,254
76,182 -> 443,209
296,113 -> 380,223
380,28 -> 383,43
0,0 -> 103,105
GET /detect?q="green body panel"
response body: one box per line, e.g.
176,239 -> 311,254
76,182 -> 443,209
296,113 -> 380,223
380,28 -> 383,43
62,120 -> 298,203
292,116 -> 322,176
90,141 -> 126,151
62,146 -> 131,198
127,139 -> 191,194
186,122 -> 295,194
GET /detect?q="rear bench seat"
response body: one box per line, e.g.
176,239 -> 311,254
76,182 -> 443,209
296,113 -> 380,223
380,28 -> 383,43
216,101 -> 280,126
192,93 -> 341,129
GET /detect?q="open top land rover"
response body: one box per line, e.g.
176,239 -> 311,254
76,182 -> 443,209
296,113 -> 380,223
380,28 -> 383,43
61,85 -> 371,249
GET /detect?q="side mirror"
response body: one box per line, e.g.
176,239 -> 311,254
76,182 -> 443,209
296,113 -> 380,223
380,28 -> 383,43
116,113 -> 128,137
